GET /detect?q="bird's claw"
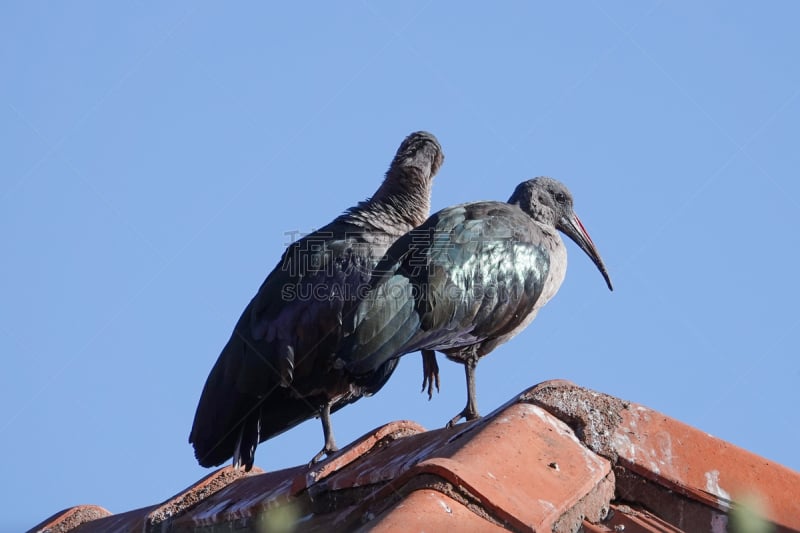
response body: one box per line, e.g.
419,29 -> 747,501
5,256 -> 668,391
420,350 -> 440,400
421,372 -> 440,400
445,407 -> 480,429
308,444 -> 339,466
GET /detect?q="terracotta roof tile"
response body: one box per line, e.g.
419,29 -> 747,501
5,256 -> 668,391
31,380 -> 800,533
614,404 -> 799,527
365,489 -> 507,532
583,503 -> 684,533
523,380 -> 800,532
61,464 -> 262,533
317,402 -> 614,531
147,463 -> 264,527
28,505 -> 110,533
170,464 -> 315,529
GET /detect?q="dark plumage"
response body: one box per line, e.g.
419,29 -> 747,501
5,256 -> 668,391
339,177 -> 612,427
189,131 -> 444,470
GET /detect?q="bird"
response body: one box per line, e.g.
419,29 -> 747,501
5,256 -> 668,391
338,177 -> 612,427
189,131 -> 444,471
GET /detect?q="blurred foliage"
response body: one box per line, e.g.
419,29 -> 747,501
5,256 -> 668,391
256,500 -> 302,533
730,493 -> 774,533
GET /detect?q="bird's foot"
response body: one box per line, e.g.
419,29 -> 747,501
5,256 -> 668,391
445,407 -> 480,428
420,350 -> 440,400
308,443 -> 339,466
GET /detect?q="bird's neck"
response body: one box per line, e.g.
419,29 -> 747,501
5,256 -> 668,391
344,171 -> 432,235
538,228 -> 567,307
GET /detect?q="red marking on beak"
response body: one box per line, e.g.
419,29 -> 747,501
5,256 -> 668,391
574,214 -> 596,247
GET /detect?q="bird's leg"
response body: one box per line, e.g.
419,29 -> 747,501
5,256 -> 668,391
446,355 -> 480,428
420,349 -> 440,400
309,402 -> 338,464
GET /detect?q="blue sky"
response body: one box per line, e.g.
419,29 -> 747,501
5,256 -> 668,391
3,2 -> 799,529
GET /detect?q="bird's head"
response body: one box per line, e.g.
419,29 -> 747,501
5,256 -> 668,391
510,177 -> 613,291
390,131 -> 445,181
369,131 -> 445,228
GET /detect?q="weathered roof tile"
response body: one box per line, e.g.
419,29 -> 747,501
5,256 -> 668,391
31,380 -> 800,533
28,505 -> 111,533
363,489 -> 507,533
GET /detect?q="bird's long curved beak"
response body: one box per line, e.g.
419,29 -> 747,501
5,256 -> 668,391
560,213 -> 613,291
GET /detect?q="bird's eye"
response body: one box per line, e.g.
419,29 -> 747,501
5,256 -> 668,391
555,192 -> 567,204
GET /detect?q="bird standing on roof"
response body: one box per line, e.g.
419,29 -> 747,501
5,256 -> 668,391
189,131 -> 444,470
339,177 -> 612,427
